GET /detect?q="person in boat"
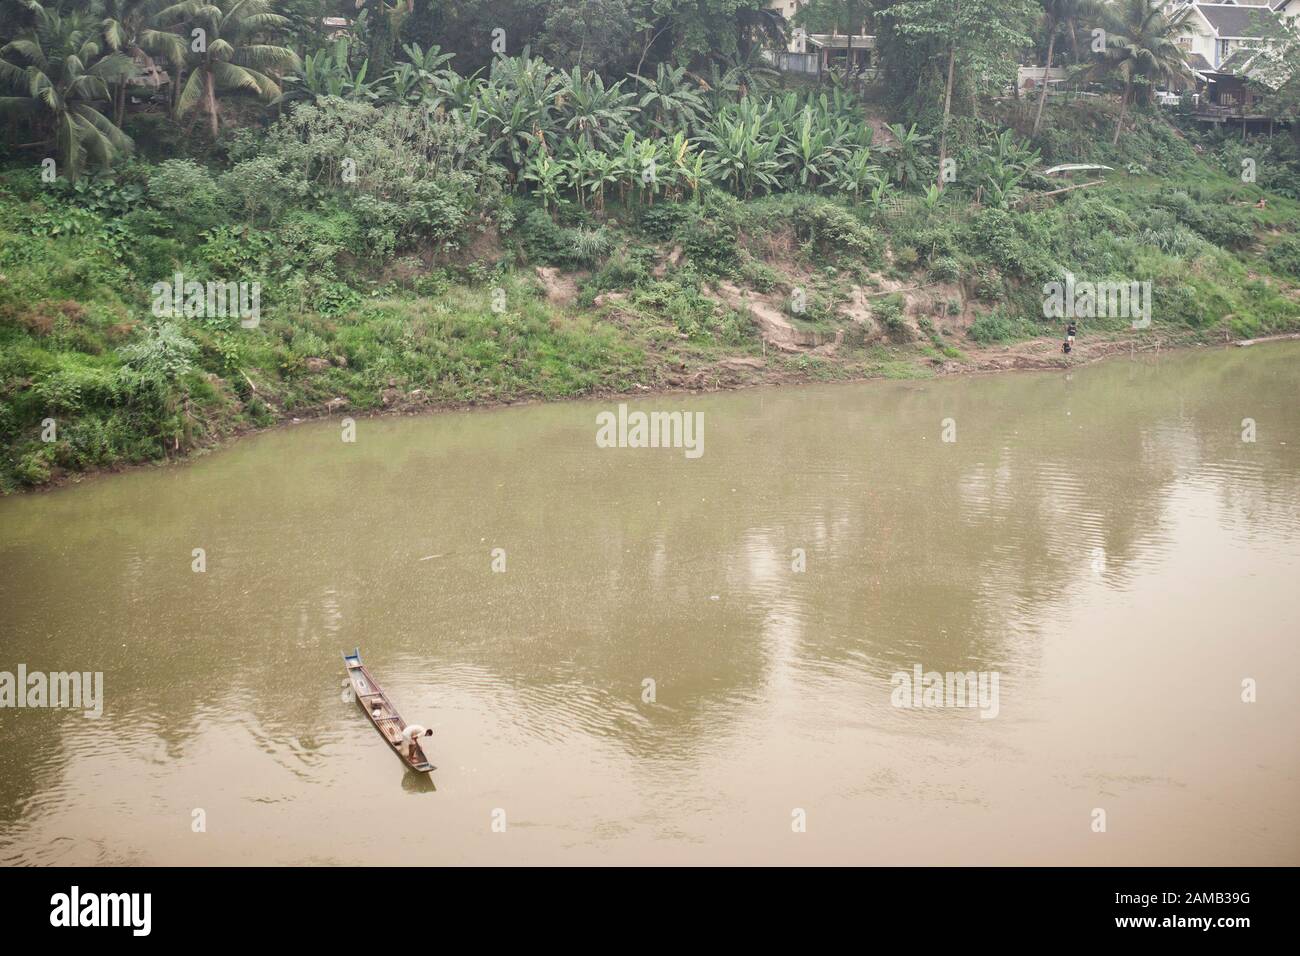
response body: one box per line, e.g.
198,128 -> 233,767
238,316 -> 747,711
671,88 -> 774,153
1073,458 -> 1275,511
401,724 -> 432,762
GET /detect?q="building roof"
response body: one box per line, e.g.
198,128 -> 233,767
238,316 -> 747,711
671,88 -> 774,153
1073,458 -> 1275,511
1187,52 -> 1214,73
805,34 -> 877,50
1218,47 -> 1262,72
1195,3 -> 1280,36
1204,46 -> 1290,88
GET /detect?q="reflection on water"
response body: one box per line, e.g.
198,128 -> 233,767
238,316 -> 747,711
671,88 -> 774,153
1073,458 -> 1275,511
1,343 -> 1298,864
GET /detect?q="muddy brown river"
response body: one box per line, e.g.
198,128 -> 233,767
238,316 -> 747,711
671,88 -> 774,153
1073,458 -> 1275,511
1,343 -> 1297,865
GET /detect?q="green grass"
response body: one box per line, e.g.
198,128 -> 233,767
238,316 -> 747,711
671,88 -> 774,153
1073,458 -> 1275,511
6,100 -> 1300,491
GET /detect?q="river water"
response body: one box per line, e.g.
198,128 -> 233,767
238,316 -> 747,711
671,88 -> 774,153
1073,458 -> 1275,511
1,344 -> 1298,865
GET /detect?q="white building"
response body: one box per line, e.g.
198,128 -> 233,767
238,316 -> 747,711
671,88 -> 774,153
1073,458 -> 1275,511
1273,0 -> 1300,25
1170,3 -> 1285,72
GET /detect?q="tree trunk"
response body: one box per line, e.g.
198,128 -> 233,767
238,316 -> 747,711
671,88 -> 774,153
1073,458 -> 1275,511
1112,77 -> 1130,146
1032,31 -> 1057,136
205,67 -> 219,139
115,81 -> 127,127
938,42 -> 956,189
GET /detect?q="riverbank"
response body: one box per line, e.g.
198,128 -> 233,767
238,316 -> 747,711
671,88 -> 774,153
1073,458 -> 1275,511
18,327 -> 1298,496
5,101 -> 1300,493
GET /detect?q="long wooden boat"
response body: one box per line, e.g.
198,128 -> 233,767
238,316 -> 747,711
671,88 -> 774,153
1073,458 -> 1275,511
341,649 -> 435,774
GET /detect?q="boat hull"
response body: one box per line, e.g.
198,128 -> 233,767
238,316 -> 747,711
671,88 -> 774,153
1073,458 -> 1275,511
342,650 -> 435,774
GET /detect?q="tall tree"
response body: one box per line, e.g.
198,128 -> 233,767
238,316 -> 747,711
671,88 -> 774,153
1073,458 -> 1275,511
1089,0 -> 1193,145
0,0 -> 135,180
884,0 -> 1036,188
1031,0 -> 1097,136
157,0 -> 300,138
100,0 -> 188,125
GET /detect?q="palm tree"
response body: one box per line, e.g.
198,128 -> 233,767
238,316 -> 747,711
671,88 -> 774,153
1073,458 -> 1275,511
0,1 -> 135,180
1090,0 -> 1194,145
715,46 -> 778,100
1032,0 -> 1097,136
156,0 -> 299,139
100,0 -> 187,126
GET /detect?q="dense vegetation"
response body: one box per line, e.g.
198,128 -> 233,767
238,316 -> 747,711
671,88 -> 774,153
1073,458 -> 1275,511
2,0 -> 1299,490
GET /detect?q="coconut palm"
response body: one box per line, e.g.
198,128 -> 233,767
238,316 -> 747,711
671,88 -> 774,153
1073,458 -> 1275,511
1031,0 -> 1098,136
0,1 -> 135,180
100,0 -> 187,125
156,0 -> 299,138
1089,0 -> 1194,145
715,46 -> 778,100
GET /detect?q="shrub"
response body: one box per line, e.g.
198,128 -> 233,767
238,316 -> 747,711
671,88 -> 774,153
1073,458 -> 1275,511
677,211 -> 738,275
1267,235 -> 1300,279
638,204 -> 689,239
963,208 -> 1056,281
928,256 -> 961,282
795,201 -> 885,264
15,449 -> 52,486
572,227 -> 614,266
968,309 -> 1023,344
740,256 -> 780,292
119,322 -> 198,387
148,160 -> 224,225
873,293 -> 911,341
972,267 -> 1003,300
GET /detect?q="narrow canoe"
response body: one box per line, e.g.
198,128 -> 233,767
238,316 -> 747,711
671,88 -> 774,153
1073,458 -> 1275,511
341,649 -> 435,774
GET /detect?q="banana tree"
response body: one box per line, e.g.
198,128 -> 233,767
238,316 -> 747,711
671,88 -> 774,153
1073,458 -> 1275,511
779,105 -> 847,190
700,103 -> 780,199
556,66 -> 636,150
563,139 -> 617,212
522,146 -> 566,214
277,39 -> 377,106
633,62 -> 707,136
833,148 -> 884,202
880,122 -> 932,189
865,176 -> 896,214
390,41 -> 454,106
663,131 -> 703,202
478,50 -> 561,174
